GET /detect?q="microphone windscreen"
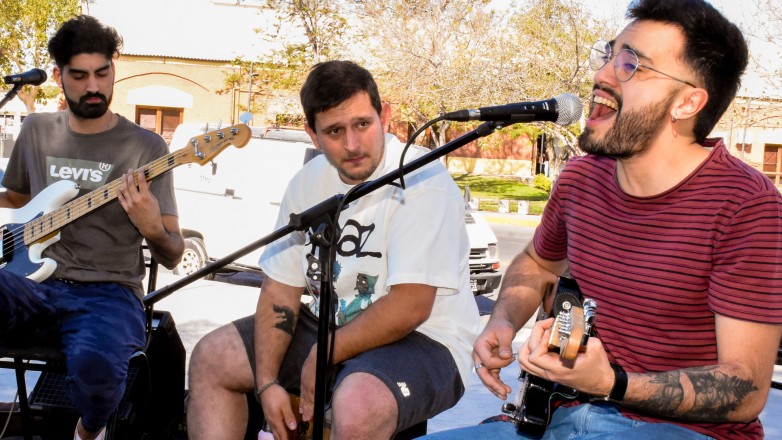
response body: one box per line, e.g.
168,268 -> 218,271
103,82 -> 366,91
553,93 -> 584,126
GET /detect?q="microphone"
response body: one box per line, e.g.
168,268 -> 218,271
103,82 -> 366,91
3,68 -> 48,86
442,93 -> 583,126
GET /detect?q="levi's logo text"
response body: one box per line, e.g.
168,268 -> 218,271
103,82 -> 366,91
46,157 -> 113,190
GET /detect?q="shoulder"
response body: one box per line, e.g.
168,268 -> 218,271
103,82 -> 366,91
704,140 -> 778,196
18,111 -> 66,132
115,116 -> 167,151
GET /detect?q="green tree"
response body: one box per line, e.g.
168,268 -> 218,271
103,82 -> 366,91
355,0 -> 502,148
0,0 -> 81,112
505,0 -> 610,172
228,0 -> 351,123
355,0 -> 610,153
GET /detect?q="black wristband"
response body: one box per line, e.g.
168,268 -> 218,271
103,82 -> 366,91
605,363 -> 627,404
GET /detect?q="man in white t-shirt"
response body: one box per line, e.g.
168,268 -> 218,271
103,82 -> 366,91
186,60 -> 481,440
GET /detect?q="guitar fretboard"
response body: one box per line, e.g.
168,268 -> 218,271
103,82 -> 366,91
22,152 -> 181,245
20,124 -> 248,245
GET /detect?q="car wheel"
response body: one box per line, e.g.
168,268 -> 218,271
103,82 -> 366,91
174,237 -> 207,276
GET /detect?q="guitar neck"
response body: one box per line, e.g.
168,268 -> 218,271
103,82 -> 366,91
23,150 -> 184,244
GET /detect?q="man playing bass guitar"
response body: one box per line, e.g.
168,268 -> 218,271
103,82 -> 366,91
0,16 -> 184,440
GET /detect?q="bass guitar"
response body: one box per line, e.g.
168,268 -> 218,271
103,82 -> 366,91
0,123 -> 251,281
501,276 -> 597,436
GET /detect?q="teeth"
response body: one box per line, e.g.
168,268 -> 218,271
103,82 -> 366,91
593,95 -> 618,111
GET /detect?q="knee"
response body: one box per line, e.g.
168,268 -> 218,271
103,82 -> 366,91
188,325 -> 250,391
69,349 -> 124,390
331,373 -> 398,437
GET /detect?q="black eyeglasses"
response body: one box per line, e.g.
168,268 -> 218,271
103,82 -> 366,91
589,40 -> 697,88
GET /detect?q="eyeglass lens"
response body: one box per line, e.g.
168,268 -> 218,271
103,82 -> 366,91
589,41 -> 638,82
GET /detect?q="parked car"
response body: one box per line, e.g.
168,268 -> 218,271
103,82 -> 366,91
169,124 -> 317,277
465,203 -> 502,295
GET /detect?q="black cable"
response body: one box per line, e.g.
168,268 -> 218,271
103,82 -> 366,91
397,115 -> 448,190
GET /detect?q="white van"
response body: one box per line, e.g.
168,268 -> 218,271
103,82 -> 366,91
169,124 -> 317,276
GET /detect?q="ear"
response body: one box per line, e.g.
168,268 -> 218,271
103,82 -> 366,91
304,122 -> 320,150
53,66 -> 63,89
671,87 -> 708,122
381,101 -> 391,133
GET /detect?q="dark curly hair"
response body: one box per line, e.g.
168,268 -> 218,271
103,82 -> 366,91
48,15 -> 123,68
627,0 -> 748,143
300,60 -> 382,129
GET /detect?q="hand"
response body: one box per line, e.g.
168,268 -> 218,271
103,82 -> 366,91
298,344 -> 318,422
116,168 -> 164,236
260,384 -> 298,440
472,318 -> 518,400
518,318 -> 614,396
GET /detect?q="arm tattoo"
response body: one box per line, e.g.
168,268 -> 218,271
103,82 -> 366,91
646,371 -> 685,413
685,366 -> 757,419
640,366 -> 757,421
272,304 -> 295,336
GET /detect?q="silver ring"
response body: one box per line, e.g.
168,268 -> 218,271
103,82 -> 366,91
474,362 -> 484,370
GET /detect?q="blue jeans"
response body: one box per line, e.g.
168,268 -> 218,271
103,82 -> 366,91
421,403 -> 714,439
0,272 -> 145,433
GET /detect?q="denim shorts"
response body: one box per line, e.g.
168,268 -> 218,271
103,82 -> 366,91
234,307 -> 465,433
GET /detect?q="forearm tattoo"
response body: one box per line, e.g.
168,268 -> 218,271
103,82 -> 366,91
641,366 -> 757,421
272,304 -> 295,336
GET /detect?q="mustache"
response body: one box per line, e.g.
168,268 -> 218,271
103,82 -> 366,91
79,93 -> 108,105
593,84 -> 623,109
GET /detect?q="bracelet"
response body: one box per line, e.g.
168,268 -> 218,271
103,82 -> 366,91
604,363 -> 627,404
254,379 -> 280,403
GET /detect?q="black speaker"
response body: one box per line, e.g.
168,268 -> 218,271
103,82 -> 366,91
27,310 -> 185,440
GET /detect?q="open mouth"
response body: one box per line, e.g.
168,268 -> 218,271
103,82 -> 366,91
588,95 -> 619,121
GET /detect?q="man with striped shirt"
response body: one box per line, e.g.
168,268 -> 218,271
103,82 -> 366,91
425,0 -> 782,439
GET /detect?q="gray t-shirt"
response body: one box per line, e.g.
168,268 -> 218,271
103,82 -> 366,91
2,111 -> 178,298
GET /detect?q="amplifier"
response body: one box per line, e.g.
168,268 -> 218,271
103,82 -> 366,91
28,310 -> 185,439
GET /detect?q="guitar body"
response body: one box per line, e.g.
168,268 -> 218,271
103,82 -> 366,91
0,180 -> 80,281
501,276 -> 597,436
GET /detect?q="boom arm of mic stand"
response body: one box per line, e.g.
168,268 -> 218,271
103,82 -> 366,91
142,120 -> 501,440
0,84 -> 23,111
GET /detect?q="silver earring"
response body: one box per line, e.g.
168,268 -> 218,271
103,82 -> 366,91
672,114 -> 679,123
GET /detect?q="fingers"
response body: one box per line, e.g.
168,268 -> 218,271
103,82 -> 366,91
474,359 -> 513,400
262,388 -> 298,440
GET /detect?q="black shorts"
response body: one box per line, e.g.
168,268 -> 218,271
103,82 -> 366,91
233,308 -> 465,432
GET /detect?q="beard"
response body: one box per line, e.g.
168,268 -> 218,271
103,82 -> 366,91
64,89 -> 112,120
579,91 -> 677,159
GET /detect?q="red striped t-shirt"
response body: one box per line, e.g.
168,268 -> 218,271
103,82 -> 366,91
534,139 -> 782,439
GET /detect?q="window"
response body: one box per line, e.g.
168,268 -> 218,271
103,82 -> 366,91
735,142 -> 752,154
763,144 -> 782,186
136,107 -> 183,144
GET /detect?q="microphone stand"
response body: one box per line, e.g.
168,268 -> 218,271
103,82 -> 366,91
0,84 -> 23,111
144,120 -> 504,439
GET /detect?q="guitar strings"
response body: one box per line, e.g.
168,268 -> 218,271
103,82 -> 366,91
2,143 -> 197,251
1,150 -> 185,250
